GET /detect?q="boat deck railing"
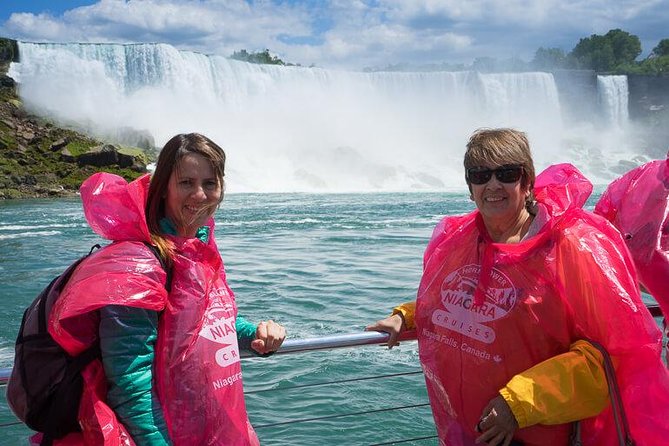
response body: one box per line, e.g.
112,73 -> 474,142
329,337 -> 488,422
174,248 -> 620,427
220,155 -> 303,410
0,330 -> 422,384
0,304 -> 663,444
0,329 -> 438,445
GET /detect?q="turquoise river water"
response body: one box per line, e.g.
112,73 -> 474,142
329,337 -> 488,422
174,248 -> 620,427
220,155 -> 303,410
0,192 -> 661,445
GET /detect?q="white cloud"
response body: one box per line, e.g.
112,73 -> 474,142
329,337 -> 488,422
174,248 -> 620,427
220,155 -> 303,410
1,0 -> 668,69
317,20 -> 472,69
381,0 -> 486,21
381,0 -> 666,26
3,1 -> 312,55
4,12 -> 71,41
64,0 -> 221,34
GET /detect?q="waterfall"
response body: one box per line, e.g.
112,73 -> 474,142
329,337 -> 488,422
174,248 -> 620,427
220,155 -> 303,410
9,41 -> 630,192
597,75 -> 629,129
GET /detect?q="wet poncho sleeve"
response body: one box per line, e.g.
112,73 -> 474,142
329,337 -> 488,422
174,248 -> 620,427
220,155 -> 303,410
99,305 -> 172,446
499,340 -> 608,428
392,302 -> 416,330
236,315 -> 258,350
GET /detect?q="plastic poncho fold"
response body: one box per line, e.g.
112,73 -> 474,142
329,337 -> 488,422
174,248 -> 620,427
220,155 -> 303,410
415,163 -> 669,446
47,173 -> 258,446
594,151 -> 669,322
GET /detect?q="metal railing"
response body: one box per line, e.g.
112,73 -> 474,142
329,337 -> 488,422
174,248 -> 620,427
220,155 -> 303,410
0,330 -> 436,445
0,302 -> 663,384
0,303 -> 663,444
241,329 -> 418,358
0,330 -> 419,385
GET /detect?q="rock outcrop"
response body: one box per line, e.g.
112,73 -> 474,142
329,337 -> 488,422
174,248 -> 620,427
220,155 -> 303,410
0,37 -> 155,199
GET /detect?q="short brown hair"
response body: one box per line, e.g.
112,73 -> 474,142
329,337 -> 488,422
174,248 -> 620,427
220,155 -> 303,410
464,128 -> 536,210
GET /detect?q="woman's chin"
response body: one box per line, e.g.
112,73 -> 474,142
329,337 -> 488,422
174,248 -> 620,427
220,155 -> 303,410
480,205 -> 511,218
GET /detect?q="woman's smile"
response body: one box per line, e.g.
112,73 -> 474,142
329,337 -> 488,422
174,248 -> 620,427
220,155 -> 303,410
165,152 -> 223,237
484,195 -> 506,203
184,204 -> 204,214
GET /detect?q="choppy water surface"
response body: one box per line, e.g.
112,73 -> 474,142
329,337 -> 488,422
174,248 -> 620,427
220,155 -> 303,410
0,193 -> 466,445
0,193 -> 660,445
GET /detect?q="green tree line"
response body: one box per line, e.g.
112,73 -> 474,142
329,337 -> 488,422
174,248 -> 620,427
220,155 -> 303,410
231,29 -> 668,75
532,29 -> 669,74
230,49 -> 302,66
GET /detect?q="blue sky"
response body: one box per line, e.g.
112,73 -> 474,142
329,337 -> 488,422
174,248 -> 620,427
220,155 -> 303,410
1,0 -> 668,70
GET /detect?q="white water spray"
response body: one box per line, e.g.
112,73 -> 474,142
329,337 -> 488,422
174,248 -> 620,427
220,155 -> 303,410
9,42 -> 640,192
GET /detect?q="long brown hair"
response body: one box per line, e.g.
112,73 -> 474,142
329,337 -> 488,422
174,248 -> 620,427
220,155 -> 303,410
145,133 -> 226,264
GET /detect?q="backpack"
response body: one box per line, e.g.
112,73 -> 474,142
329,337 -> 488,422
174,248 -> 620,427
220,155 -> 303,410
6,242 -> 170,444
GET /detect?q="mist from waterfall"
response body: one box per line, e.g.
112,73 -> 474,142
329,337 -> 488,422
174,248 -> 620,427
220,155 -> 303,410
9,42 -> 643,192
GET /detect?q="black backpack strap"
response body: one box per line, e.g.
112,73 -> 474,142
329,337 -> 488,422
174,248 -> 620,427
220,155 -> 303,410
588,340 -> 635,446
88,244 -> 102,256
36,244 -> 101,334
570,339 -> 635,446
142,242 -> 172,292
72,342 -> 102,369
35,277 -> 59,334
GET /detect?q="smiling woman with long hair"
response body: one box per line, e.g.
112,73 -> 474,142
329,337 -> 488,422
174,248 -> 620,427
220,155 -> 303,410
42,133 -> 285,446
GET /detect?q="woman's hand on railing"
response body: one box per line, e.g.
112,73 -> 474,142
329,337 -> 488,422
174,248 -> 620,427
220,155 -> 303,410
251,320 -> 286,355
365,313 -> 406,349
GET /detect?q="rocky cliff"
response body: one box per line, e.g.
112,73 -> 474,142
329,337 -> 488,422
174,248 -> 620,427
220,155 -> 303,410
0,38 -> 153,199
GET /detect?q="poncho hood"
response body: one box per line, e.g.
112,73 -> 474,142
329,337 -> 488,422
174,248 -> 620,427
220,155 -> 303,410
533,163 -> 593,219
79,173 -> 153,242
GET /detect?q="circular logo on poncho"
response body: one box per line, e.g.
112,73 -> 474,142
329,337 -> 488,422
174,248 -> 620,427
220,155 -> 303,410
199,303 -> 241,367
431,264 -> 517,344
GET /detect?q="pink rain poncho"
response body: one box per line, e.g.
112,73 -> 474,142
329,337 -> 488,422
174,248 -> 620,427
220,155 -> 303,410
47,173 -> 258,446
415,164 -> 669,446
594,151 -> 669,320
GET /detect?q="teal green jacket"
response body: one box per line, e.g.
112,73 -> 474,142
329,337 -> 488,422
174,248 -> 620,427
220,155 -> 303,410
99,222 -> 257,445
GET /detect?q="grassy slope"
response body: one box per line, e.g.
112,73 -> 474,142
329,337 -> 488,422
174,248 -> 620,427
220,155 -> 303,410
0,84 -> 153,199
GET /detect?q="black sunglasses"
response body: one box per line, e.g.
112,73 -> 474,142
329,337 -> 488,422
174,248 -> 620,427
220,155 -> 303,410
466,165 -> 524,185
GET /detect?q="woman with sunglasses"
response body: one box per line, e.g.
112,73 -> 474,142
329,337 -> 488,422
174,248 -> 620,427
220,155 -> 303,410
367,128 -> 669,446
